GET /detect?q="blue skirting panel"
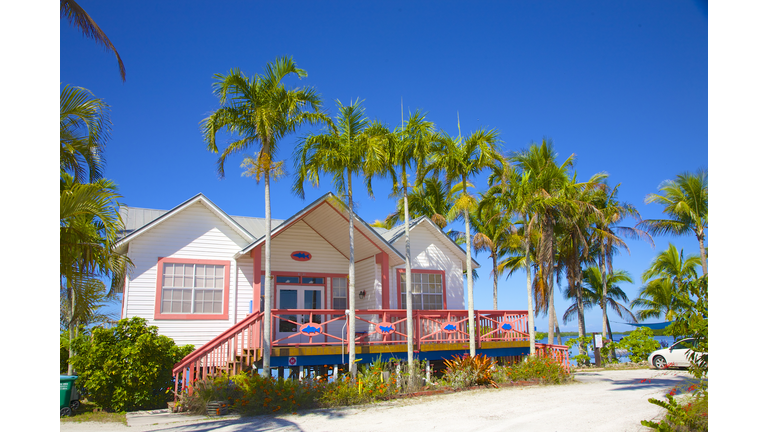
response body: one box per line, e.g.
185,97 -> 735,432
268,346 -> 530,367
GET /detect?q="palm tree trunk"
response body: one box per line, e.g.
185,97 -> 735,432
599,242 -> 608,340
546,217 -> 555,345
525,216 -> 535,356
403,169 -> 415,383
262,171 -> 272,377
575,233 -> 587,362
697,232 -> 707,275
464,180 -> 476,357
492,252 -> 498,310
68,280 -> 75,375
347,172 -> 357,378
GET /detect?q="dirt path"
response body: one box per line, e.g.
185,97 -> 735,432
59,368 -> 695,432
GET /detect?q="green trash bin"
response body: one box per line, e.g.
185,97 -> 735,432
60,375 -> 78,417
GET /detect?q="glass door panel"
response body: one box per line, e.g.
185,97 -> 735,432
277,288 -> 298,335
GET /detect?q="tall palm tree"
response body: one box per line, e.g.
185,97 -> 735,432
61,0 -> 126,81
510,140 -> 573,345
428,120 -> 502,356
593,183 -> 653,355
631,243 -> 701,321
60,85 -> 130,374
639,169 -> 708,274
470,196 -> 518,310
293,98 -> 385,378
376,109 -> 436,382
202,57 -> 327,376
60,174 -> 129,374
563,266 -> 638,340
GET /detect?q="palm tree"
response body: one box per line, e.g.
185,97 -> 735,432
60,85 -> 110,183
639,169 -> 708,274
593,183 -> 653,355
61,0 -> 126,81
510,140 -> 573,345
293,98 -> 385,378
384,176 -> 462,231
60,85 -> 130,374
484,159 -> 537,354
563,266 -> 638,343
631,243 -> 701,321
202,57 -> 327,376
470,196 -> 518,310
428,120 -> 502,356
376,109 -> 436,382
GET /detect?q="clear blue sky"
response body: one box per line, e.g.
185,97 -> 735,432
56,0 -> 709,335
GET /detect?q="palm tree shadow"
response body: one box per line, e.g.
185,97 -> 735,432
149,409 -> 350,432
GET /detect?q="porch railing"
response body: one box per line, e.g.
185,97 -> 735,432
172,308 -> 573,397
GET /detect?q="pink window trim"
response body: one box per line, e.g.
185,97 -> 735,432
154,257 -> 231,320
395,268 -> 447,310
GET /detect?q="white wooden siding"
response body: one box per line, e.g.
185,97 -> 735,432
123,202 -> 252,348
261,220 -> 351,274
390,224 -> 466,309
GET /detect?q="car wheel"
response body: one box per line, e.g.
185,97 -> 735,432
653,355 -> 667,369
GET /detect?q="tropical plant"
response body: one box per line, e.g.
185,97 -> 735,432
441,354 -> 498,389
591,182 -> 652,359
292,98 -> 384,377
563,266 -> 637,346
374,109 -> 437,381
70,317 -> 195,412
616,327 -> 661,363
60,85 -> 130,375
639,169 -> 708,274
631,243 -> 701,321
428,119 -> 502,356
202,57 -> 327,375
509,139 -> 603,346
384,176 -> 462,231
61,0 -> 126,81
467,196 -> 518,310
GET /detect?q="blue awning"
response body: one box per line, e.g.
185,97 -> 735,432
625,321 -> 672,330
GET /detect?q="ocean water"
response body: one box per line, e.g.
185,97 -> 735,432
536,335 -> 677,366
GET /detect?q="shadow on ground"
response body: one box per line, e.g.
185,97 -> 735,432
146,407 -> 351,432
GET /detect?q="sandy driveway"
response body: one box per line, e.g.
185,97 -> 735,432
60,368 -> 695,432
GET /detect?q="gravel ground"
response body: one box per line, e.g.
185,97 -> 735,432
59,368 -> 697,432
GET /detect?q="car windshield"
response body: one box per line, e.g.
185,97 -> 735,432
672,339 -> 695,350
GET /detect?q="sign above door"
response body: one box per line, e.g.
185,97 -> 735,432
291,251 -> 312,261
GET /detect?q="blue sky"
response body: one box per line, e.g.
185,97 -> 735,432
54,0 -> 711,335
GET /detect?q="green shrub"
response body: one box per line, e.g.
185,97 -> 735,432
641,384 -> 708,431
440,354 -> 498,390
501,355 -> 571,384
70,317 -> 195,412
617,327 -> 661,363
565,335 -> 593,366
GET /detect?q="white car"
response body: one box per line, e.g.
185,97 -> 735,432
648,338 -> 703,369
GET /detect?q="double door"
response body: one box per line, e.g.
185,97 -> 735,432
276,285 -> 323,342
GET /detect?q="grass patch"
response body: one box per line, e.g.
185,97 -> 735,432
60,400 -> 127,424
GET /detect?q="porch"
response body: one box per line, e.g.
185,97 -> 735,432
172,308 -> 570,396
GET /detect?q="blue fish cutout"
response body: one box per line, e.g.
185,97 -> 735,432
302,325 -> 322,334
379,325 -> 394,333
444,324 -> 457,331
293,253 -> 310,259
501,323 -> 512,331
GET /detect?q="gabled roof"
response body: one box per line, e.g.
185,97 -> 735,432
383,216 -> 481,270
114,193 -> 257,253
235,193 -> 406,266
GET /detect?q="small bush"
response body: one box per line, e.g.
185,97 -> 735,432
617,327 -> 661,363
440,354 -> 498,390
641,385 -> 708,431
501,355 -> 571,384
70,317 -> 195,412
565,335 -> 594,366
